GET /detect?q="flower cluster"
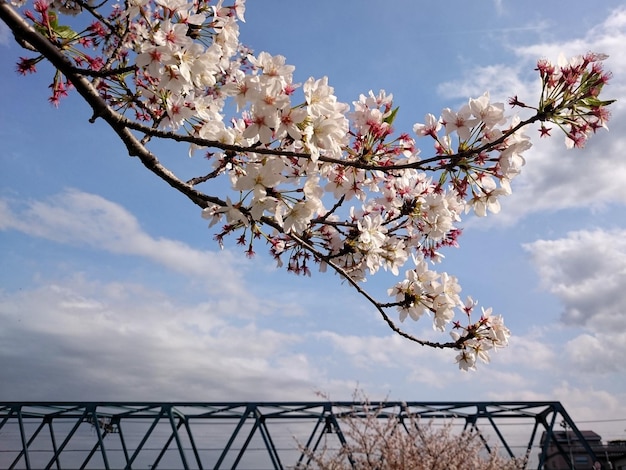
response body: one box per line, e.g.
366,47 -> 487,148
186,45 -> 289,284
128,0 -> 245,129
388,255 -> 462,330
451,298 -> 511,371
4,0 -> 614,368
512,52 -> 615,148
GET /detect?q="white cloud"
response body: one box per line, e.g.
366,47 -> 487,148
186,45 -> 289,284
513,7 -> 626,67
311,325 -> 625,428
315,331 -> 408,368
438,63 -> 533,105
313,330 -> 474,394
0,189 -> 247,296
523,228 -> 626,380
551,382 -> 626,431
485,381 -> 626,445
564,332 -> 626,374
524,229 -> 626,331
0,275 -> 329,401
489,380 -> 625,423
497,116 -> 626,223
498,332 -> 556,370
1,190 -> 369,400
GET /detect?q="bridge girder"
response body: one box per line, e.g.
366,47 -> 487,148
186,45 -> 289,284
0,401 -> 596,469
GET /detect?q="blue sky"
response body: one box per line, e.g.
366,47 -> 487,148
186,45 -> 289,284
1,0 -> 626,451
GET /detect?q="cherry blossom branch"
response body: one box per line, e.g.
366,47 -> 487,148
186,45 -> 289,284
0,2 -> 463,350
1,0 -> 614,369
85,110 -> 540,174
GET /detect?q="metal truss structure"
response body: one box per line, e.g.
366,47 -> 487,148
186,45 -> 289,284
0,401 -> 598,469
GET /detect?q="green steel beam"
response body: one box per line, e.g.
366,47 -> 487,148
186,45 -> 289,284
0,401 -> 600,470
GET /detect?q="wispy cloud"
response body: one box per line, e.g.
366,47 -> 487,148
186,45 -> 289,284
494,0 -> 503,15
0,189 -> 247,295
437,63 -> 533,105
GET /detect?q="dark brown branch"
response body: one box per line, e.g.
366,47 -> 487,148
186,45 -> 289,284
75,0 -> 117,33
69,64 -> 137,77
118,116 -> 541,174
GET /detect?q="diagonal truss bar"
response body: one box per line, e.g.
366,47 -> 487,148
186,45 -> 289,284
464,416 -> 492,455
213,404 -> 253,469
80,407 -> 111,470
167,406 -> 190,470
537,404 -> 561,468
44,406 -> 89,470
124,405 -> 167,469
483,408 -> 515,458
14,407 -> 31,470
256,415 -> 283,470
9,416 -> 47,470
295,412 -> 326,468
114,417 -> 131,467
231,417 -> 261,469
180,412 -> 204,470
47,417 -> 61,470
